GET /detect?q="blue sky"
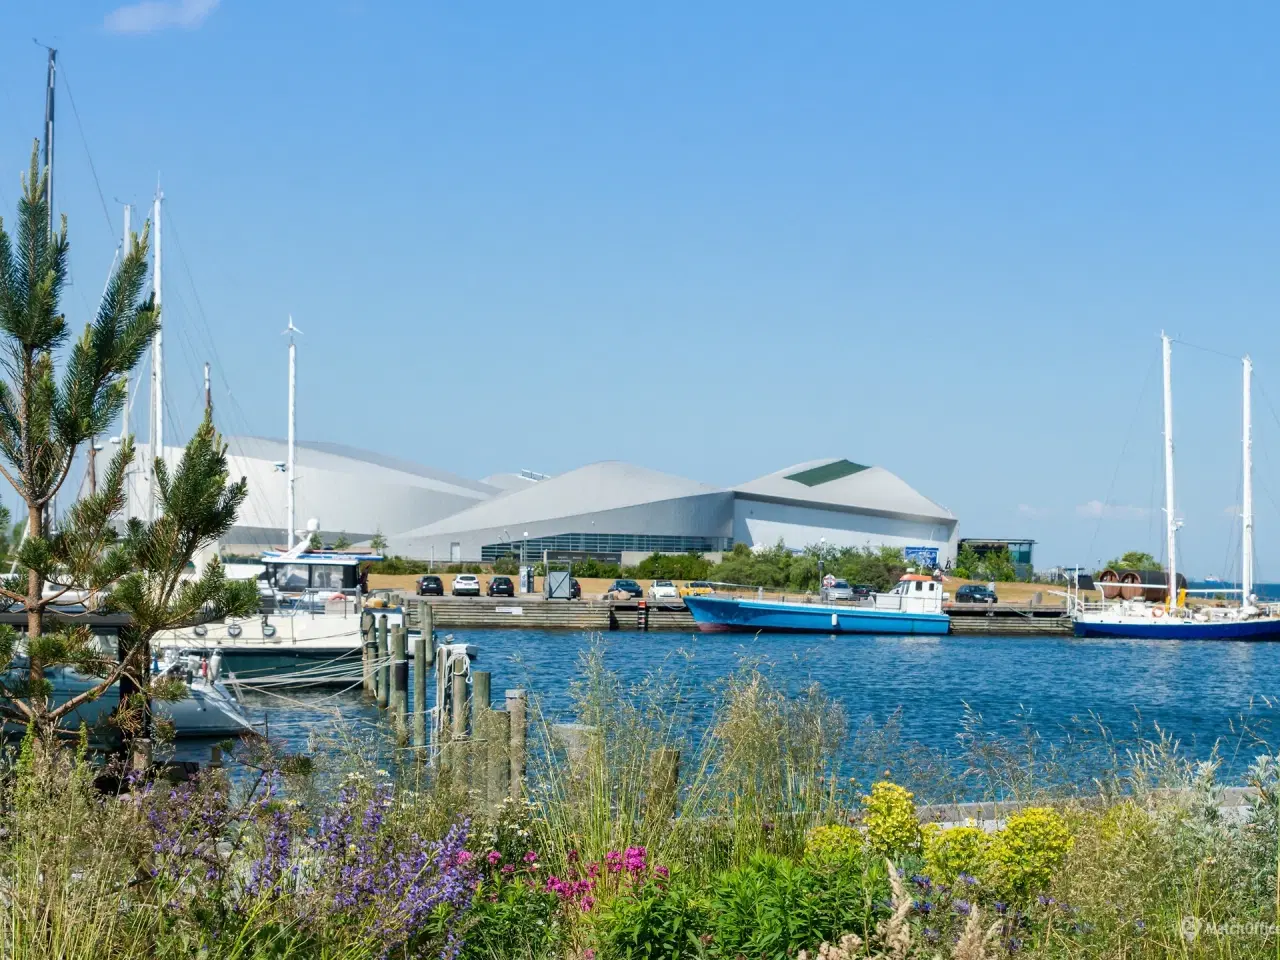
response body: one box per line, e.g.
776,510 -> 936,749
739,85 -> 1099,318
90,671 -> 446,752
3,1 -> 1280,575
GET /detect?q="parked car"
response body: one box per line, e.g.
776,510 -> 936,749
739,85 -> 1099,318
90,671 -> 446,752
850,583 -> 875,601
570,577 -> 581,600
955,584 -> 998,604
487,575 -> 515,598
823,579 -> 854,601
452,574 -> 481,597
608,579 -> 644,599
417,574 -> 443,596
648,580 -> 679,600
680,581 -> 714,596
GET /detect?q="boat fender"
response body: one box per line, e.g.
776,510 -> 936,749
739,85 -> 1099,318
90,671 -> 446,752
831,613 -> 838,628
1152,607 -> 1164,618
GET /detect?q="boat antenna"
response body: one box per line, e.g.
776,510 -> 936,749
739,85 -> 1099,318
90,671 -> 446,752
283,316 -> 302,549
38,42 -> 55,237
1243,354 -> 1254,604
149,185 -> 163,520
1162,333 -> 1178,609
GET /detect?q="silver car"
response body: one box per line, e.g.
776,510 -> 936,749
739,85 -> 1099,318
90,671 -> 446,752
826,578 -> 854,601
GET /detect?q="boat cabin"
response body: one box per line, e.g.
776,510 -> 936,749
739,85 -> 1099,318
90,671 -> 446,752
260,550 -> 381,594
879,574 -> 945,614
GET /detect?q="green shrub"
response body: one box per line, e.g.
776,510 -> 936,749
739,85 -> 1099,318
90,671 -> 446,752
862,782 -> 921,858
492,556 -> 519,575
709,853 -> 886,959
988,806 -> 1074,900
803,824 -> 864,868
595,874 -> 709,960
922,824 -> 991,884
628,552 -> 712,581
461,874 -> 562,960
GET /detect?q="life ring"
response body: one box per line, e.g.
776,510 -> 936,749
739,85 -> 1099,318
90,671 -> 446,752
1152,607 -> 1164,618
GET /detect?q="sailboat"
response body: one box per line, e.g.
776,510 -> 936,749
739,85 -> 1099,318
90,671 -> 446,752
1073,335 -> 1280,639
149,319 -> 396,682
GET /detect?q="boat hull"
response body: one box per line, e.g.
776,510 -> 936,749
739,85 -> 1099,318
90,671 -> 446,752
1074,617 -> 1280,640
684,595 -> 950,635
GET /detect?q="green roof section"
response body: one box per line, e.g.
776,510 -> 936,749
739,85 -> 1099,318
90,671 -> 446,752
784,459 -> 869,487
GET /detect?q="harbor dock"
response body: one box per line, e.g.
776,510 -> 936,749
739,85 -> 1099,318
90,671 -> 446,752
392,593 -> 1074,635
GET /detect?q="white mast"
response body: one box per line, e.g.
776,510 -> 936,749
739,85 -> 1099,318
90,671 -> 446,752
1162,333 -> 1178,608
150,189 -> 163,518
1243,354 -> 1255,604
285,316 -> 301,548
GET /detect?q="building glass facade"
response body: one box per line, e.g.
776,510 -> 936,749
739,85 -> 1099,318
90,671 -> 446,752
481,533 -> 733,563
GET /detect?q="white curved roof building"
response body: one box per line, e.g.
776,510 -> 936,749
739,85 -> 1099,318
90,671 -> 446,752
732,459 -> 957,565
385,461 -> 734,563
120,437 -> 497,551
108,441 -> 957,565
384,457 -> 956,567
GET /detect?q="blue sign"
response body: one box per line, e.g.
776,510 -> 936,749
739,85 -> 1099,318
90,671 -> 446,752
904,546 -> 939,567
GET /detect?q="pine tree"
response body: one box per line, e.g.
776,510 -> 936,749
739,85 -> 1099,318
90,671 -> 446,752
0,145 -> 159,731
106,414 -> 258,740
0,145 -> 255,738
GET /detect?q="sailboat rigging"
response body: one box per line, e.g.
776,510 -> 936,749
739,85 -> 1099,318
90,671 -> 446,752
1073,335 -> 1280,639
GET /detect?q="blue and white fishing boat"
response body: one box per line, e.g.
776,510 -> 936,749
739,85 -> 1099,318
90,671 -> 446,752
684,574 -> 950,635
1073,335 -> 1280,640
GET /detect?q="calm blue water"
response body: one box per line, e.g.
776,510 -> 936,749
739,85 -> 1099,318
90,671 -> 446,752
174,629 -> 1280,791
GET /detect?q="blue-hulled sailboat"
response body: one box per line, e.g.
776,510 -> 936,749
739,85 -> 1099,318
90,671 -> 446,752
1073,335 -> 1280,640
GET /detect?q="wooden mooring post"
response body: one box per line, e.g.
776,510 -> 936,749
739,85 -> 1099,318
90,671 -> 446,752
505,688 -> 527,799
361,614 -> 376,700
413,602 -> 434,755
391,626 -> 408,738
376,614 -> 390,710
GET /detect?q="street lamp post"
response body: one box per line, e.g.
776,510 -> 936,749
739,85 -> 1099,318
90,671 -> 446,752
818,537 -> 826,600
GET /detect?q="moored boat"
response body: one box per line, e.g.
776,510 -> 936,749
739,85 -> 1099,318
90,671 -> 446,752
684,574 -> 949,635
1073,336 -> 1280,640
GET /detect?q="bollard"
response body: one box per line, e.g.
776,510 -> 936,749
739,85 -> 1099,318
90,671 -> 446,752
132,737 -> 153,775
360,611 -> 373,698
451,658 -> 468,741
391,626 -> 408,738
472,671 -> 491,714
487,709 -> 511,807
363,623 -> 377,699
376,614 -> 389,710
209,744 -> 223,769
505,689 -> 527,800
448,657 -> 469,784
413,615 -> 433,754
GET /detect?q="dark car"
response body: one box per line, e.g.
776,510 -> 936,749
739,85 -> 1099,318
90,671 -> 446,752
571,578 -> 581,600
487,575 -> 515,598
608,578 -> 644,599
850,584 -> 875,601
955,584 -> 998,604
417,574 -> 443,596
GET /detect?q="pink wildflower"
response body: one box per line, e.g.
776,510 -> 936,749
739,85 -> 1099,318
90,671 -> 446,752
501,864 -> 515,875
567,849 -> 580,863
487,850 -> 502,866
457,850 -> 474,865
523,850 -> 539,863
655,865 -> 670,878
